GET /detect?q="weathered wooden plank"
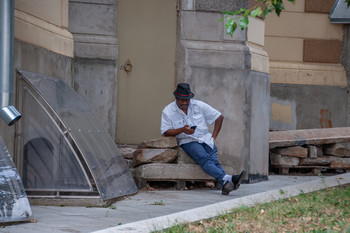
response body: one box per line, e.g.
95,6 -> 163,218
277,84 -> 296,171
269,127 -> 350,149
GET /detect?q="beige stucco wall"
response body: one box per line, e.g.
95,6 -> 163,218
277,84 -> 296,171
14,0 -> 73,57
265,0 -> 346,126
265,0 -> 343,63
265,0 -> 345,87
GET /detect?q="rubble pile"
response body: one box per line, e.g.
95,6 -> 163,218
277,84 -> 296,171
118,137 -> 215,189
269,128 -> 350,175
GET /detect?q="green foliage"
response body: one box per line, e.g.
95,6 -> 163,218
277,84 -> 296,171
220,0 -> 350,37
151,200 -> 165,206
105,205 -> 116,217
220,0 -> 295,37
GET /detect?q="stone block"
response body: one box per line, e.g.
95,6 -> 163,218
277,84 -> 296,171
301,155 -> 350,166
139,137 -> 178,149
303,39 -> 342,63
73,38 -> 118,60
330,161 -> 350,169
133,163 -> 214,180
305,0 -> 334,13
177,148 -> 196,164
270,152 -> 300,166
133,149 -> 178,167
195,0 -> 247,12
323,143 -> 350,157
69,1 -> 116,35
182,11 -> 222,41
180,0 -> 194,11
271,146 -> 307,158
187,47 -> 246,70
307,145 -> 323,159
299,156 -> 331,166
118,147 -> 137,159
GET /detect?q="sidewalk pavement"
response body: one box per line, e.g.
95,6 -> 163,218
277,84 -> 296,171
1,173 -> 349,233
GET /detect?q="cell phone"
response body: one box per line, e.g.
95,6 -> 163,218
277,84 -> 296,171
190,126 -> 197,130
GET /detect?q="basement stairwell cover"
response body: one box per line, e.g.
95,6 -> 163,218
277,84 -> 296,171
15,70 -> 138,200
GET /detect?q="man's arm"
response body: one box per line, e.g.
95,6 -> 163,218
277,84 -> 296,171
212,115 -> 224,140
163,125 -> 194,137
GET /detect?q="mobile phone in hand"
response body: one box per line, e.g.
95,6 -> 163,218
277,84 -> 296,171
190,126 -> 197,130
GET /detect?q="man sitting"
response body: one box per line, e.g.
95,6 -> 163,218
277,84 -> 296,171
161,83 -> 245,195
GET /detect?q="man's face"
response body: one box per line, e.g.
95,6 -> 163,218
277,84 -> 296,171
176,98 -> 190,110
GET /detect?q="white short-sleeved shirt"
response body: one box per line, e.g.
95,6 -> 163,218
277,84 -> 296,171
161,99 -> 221,149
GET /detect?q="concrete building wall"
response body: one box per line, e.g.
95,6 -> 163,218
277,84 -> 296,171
265,0 -> 347,130
0,1 -> 73,157
342,25 -> 350,125
177,0 -> 270,182
68,0 -> 118,139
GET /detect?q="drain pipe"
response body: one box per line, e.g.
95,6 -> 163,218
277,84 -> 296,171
0,0 -> 21,126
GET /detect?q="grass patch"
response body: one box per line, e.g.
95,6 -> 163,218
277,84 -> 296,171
151,200 -> 165,206
158,185 -> 350,232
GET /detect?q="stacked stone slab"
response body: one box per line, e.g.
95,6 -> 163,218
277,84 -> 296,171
269,128 -> 350,175
118,137 -> 215,189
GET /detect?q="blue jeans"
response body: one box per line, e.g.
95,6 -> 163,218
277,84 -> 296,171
181,142 -> 226,186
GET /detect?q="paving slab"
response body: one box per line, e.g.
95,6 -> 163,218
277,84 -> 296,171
1,174 -> 349,233
269,127 -> 350,148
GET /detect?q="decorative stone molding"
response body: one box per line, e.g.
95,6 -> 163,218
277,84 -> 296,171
270,61 -> 347,87
14,9 -> 73,57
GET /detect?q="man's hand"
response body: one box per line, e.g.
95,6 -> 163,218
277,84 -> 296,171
182,125 -> 195,135
164,125 -> 194,137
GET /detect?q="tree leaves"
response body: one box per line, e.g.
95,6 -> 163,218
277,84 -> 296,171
239,16 -> 249,30
251,7 -> 262,18
221,0 -> 295,37
271,0 -> 285,16
221,0 -> 350,37
225,19 -> 237,36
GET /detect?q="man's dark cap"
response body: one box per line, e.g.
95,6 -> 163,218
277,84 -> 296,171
173,83 -> 194,99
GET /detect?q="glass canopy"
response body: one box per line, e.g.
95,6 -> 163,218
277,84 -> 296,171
15,70 -> 137,201
0,136 -> 32,223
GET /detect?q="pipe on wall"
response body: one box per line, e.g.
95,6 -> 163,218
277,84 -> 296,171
0,0 -> 21,126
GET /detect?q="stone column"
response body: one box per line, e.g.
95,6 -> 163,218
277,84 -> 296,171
177,0 -> 270,183
69,0 -> 118,139
342,25 -> 350,126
